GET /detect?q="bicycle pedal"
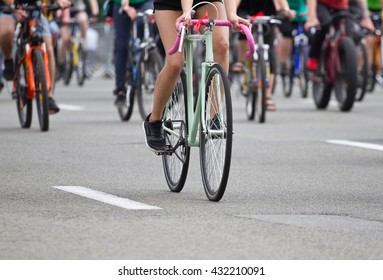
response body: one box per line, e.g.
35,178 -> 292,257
154,145 -> 173,156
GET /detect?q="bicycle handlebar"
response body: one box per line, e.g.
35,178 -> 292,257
168,19 -> 255,57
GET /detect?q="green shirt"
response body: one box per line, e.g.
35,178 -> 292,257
114,0 -> 147,5
287,0 -> 308,22
368,0 -> 382,10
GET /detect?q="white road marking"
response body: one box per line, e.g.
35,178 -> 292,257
52,186 -> 161,210
58,104 -> 84,111
326,140 -> 383,152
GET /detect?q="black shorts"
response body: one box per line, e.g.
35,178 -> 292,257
154,0 -> 222,11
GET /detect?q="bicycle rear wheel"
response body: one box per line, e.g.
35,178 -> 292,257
200,64 -> 232,202
33,49 -> 49,131
76,42 -> 86,86
244,59 -> 256,120
334,37 -> 357,112
63,46 -> 73,86
355,42 -> 368,101
298,45 -> 309,98
15,50 -> 32,128
256,52 -> 267,123
137,47 -> 163,121
117,85 -> 135,121
281,53 -> 294,98
162,71 -> 190,192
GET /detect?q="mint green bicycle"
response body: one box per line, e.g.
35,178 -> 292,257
159,16 -> 254,201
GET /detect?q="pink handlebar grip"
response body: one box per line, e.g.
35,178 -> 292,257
168,20 -> 255,57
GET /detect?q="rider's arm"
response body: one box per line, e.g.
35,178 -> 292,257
304,0 -> 319,30
2,0 -> 14,5
88,0 -> 99,17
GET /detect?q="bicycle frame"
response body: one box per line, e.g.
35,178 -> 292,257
292,22 -> 308,76
14,16 -> 51,99
164,20 -> 254,147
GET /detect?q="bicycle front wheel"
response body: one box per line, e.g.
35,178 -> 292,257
200,64 -> 232,202
76,43 -> 86,86
162,71 -> 190,192
334,37 -> 357,112
63,46 -> 73,86
33,49 -> 49,132
118,85 -> 135,121
137,47 -> 163,121
15,50 -> 32,129
256,52 -> 267,123
355,42 -> 368,102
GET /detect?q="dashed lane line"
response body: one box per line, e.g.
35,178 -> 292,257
326,140 -> 383,152
52,186 -> 161,210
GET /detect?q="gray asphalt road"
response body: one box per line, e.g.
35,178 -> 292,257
0,77 -> 382,260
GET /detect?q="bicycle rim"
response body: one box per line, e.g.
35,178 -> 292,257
355,42 -> 368,102
137,48 -> 163,121
64,48 -> 73,86
33,49 -> 49,131
15,51 -> 32,129
162,71 -> 190,192
299,45 -> 309,98
200,64 -> 232,202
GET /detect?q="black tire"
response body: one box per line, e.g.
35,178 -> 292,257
200,64 -> 232,202
334,37 -> 357,112
137,47 -> 163,121
367,42 -> 378,92
355,42 -> 368,102
256,51 -> 267,123
313,51 -> 332,109
15,49 -> 32,129
298,45 -> 309,98
282,52 -> 294,98
117,86 -> 135,121
244,59 -> 256,120
33,49 -> 49,131
162,70 -> 190,193
76,43 -> 86,86
63,46 -> 73,86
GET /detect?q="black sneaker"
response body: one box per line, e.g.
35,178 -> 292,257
48,97 -> 60,114
3,59 -> 14,81
114,90 -> 126,107
0,81 -> 4,93
143,114 -> 166,152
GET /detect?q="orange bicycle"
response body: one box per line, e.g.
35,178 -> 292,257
5,3 -> 61,131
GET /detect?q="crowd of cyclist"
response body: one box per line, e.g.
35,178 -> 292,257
0,1 -> 382,141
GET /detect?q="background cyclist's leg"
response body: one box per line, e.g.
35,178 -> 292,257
112,2 -> 132,104
278,20 -> 294,75
307,3 -> 331,71
40,13 -> 60,113
58,8 -> 71,74
0,13 -> 16,80
264,25 -> 277,111
76,11 -> 88,46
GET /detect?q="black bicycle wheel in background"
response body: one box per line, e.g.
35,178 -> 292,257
282,49 -> 294,98
137,47 -> 163,121
355,42 -> 368,101
298,45 -> 309,98
200,64 -> 232,202
245,60 -> 256,120
256,50 -> 267,123
15,49 -> 32,129
76,42 -> 86,86
33,49 -> 49,131
162,70 -> 190,193
313,51 -> 332,109
334,37 -> 357,111
118,85 -> 135,121
63,46 -> 73,86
